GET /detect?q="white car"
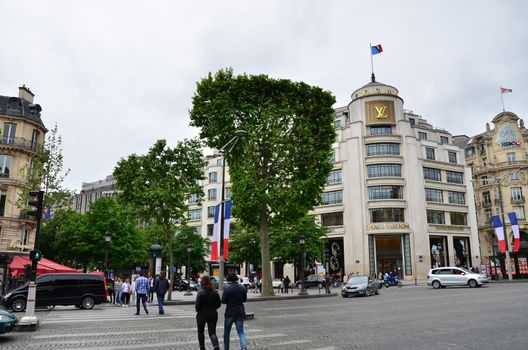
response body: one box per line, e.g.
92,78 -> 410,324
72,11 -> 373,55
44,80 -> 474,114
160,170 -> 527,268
272,279 -> 282,288
427,267 -> 489,288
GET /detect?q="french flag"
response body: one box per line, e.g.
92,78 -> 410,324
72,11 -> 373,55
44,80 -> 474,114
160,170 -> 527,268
491,215 -> 507,253
223,200 -> 232,259
508,212 -> 521,253
211,204 -> 220,261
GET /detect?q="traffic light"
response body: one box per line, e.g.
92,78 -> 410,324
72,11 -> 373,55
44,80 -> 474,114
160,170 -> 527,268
30,250 -> 42,262
23,264 -> 31,280
27,190 -> 44,220
324,248 -> 330,262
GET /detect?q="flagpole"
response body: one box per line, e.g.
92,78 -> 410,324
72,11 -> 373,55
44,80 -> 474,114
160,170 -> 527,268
370,43 -> 375,82
500,90 -> 505,112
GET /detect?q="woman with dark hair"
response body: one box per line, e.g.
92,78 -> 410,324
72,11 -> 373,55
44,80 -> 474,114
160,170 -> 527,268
195,276 -> 221,350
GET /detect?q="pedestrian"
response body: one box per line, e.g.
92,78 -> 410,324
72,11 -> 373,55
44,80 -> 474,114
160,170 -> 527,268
222,273 -> 247,350
154,272 -> 170,315
114,277 -> 122,306
148,275 -> 155,303
325,275 -> 331,294
343,274 -> 349,284
253,275 -> 259,294
121,278 -> 131,307
195,276 -> 221,350
242,275 -> 250,292
106,279 -> 115,304
283,275 -> 291,294
134,272 -> 149,315
131,276 -> 138,305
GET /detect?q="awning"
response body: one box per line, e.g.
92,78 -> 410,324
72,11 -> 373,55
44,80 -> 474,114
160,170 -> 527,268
9,256 -> 81,278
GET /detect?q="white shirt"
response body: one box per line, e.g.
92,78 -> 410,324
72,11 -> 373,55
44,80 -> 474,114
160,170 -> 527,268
242,276 -> 250,285
122,282 -> 131,293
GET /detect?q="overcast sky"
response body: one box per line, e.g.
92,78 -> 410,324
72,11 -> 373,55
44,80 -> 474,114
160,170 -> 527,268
1,1 -> 527,191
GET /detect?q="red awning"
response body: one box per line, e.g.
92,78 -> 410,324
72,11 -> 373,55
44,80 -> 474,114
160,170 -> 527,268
9,256 -> 81,278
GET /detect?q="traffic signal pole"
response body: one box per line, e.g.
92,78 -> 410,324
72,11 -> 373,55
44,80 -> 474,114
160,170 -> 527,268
19,190 -> 44,330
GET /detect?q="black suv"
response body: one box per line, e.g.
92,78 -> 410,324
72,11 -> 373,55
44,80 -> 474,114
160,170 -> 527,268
296,274 -> 325,289
2,273 -> 106,312
172,278 -> 198,291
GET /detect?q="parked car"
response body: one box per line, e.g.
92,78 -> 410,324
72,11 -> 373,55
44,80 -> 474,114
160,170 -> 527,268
209,276 -> 220,289
172,278 -> 199,291
2,273 -> 106,312
0,308 -> 16,334
341,275 -> 381,297
296,274 -> 325,289
427,267 -> 489,289
272,279 -> 282,288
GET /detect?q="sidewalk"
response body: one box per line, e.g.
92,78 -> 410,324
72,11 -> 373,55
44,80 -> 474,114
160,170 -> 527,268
402,278 -> 528,286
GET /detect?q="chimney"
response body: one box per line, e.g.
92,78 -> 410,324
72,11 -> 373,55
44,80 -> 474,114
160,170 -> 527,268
18,85 -> 35,103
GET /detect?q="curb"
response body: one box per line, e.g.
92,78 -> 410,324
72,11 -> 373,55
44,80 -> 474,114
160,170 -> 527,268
163,292 -> 338,306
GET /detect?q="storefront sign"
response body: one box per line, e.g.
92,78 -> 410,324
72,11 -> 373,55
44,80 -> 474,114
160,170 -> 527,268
430,225 -> 465,232
368,223 -> 410,231
7,240 -> 32,251
496,124 -> 523,148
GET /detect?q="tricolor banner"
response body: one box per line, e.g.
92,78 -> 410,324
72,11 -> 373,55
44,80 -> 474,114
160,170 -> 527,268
508,212 -> 521,253
211,203 -> 220,261
491,215 -> 507,253
223,200 -> 232,259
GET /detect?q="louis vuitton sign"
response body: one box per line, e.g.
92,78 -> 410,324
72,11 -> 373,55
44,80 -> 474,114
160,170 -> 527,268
365,100 -> 396,125
368,223 -> 410,231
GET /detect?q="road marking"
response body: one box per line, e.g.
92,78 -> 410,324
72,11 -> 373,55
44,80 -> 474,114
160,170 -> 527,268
42,315 -> 195,323
32,328 -> 264,339
268,339 -> 312,346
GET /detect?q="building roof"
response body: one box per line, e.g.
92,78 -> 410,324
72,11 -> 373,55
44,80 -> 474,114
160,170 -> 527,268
0,95 -> 46,129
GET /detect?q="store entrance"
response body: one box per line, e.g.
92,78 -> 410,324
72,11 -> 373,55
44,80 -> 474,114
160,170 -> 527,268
376,235 -> 403,279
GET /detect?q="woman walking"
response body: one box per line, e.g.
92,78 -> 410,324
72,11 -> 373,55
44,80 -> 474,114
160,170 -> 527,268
195,276 -> 221,350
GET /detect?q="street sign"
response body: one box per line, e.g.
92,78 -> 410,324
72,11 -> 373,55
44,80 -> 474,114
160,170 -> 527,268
135,266 -> 141,272
172,266 -> 177,273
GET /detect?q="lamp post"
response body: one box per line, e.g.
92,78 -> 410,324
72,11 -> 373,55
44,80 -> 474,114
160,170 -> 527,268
218,130 -> 247,291
104,231 -> 112,278
184,241 -> 193,296
298,235 -> 308,296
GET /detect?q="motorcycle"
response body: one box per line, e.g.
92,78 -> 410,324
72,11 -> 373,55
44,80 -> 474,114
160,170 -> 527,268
383,274 -> 402,288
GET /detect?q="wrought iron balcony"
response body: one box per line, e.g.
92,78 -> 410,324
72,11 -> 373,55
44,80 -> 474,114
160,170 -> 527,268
0,137 -> 41,153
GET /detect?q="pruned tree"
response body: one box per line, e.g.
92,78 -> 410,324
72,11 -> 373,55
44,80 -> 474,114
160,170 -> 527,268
190,68 -> 336,296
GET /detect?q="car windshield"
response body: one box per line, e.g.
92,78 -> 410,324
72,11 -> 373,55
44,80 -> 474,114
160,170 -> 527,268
347,276 -> 368,284
458,267 -> 473,274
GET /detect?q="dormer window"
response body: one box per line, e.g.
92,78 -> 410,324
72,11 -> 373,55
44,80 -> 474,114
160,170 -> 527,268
7,97 -> 22,111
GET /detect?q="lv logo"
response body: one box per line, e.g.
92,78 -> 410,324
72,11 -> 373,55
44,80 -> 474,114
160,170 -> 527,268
374,106 -> 388,119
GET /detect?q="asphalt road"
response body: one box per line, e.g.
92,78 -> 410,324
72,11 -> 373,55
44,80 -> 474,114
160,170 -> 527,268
1,283 -> 527,349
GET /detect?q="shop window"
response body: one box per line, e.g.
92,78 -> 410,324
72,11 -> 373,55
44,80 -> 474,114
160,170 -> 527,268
430,237 -> 448,268
453,237 -> 470,269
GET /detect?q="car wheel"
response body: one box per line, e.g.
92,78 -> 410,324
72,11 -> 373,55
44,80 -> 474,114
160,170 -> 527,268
397,282 -> 402,288
432,280 -> 441,289
11,297 -> 27,312
365,289 -> 371,296
468,279 -> 478,288
81,296 -> 95,310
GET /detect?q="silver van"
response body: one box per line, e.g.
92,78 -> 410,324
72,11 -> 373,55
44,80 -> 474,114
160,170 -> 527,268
427,267 -> 489,288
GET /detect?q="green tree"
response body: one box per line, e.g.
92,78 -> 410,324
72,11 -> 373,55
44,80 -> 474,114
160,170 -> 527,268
228,228 -> 261,268
113,139 -> 206,300
173,225 -> 210,279
190,69 -> 336,296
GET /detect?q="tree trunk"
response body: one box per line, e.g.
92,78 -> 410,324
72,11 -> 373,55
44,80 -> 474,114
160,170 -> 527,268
167,234 -> 174,301
259,203 -> 274,297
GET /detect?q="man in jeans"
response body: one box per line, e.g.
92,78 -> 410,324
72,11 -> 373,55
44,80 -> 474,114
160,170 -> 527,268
153,272 -> 170,315
222,273 -> 247,350
134,272 -> 149,315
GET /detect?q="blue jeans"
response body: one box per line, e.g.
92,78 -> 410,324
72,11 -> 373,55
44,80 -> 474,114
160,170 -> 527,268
224,317 -> 246,350
115,291 -> 122,304
157,293 -> 165,314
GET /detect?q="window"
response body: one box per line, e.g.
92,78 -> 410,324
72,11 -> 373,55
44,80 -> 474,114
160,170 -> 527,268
208,189 -> 217,200
513,206 -> 525,220
31,129 -> 40,151
225,187 -> 232,199
367,164 -> 401,178
482,191 -> 491,205
511,187 -> 523,201
366,143 -> 400,156
207,206 -> 216,218
188,193 -> 200,204
507,152 -> 516,163
448,191 -> 465,205
427,210 -> 445,224
2,123 -> 16,144
0,191 -> 5,216
21,229 -> 29,245
465,147 -> 475,158
37,274 -> 54,287
440,136 -> 449,144
207,224 -> 214,236
0,155 -> 12,177
409,118 -> 415,126
368,185 -> 403,200
7,98 -> 21,111
423,167 -> 441,181
188,209 -> 201,221
330,149 -> 337,163
448,151 -> 457,164
216,159 -> 223,166
446,171 -> 463,184
370,208 -> 405,222
208,172 -> 218,183
426,147 -> 435,160
450,212 -> 467,226
334,119 -> 342,128
327,169 -> 342,184
55,275 -> 80,287
370,126 -> 392,135
321,212 -> 343,226
481,176 -> 488,185
418,132 -> 427,140
425,188 -> 443,202
511,172 -> 520,181
485,208 -> 492,221
321,190 -> 342,205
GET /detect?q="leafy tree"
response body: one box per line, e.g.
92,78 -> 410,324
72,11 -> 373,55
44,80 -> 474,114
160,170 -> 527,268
172,225 -> 210,279
228,228 -> 261,268
113,139 -> 206,300
190,68 -> 336,296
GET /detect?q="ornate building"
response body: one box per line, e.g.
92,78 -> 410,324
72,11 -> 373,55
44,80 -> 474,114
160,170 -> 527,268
462,111 -> 528,277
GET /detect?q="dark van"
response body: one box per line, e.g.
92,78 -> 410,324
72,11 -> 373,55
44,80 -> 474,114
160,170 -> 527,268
2,273 -> 106,312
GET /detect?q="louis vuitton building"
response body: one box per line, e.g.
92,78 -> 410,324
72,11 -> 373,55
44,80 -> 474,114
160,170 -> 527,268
311,79 -> 480,280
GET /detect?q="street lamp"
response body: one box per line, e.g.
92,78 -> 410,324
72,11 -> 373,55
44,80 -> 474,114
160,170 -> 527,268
218,130 -> 247,291
298,235 -> 308,296
104,231 -> 112,278
184,241 -> 193,296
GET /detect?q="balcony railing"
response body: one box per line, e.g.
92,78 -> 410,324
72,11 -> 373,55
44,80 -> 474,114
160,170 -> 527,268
511,196 -> 525,203
473,160 -> 528,174
0,137 -> 41,152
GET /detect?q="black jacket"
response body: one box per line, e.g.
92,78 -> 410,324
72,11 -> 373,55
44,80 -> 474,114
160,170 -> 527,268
154,277 -> 170,295
222,282 -> 247,319
195,289 -> 221,317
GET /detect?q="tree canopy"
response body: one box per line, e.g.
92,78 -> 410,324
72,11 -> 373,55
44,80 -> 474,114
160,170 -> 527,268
190,68 -> 336,296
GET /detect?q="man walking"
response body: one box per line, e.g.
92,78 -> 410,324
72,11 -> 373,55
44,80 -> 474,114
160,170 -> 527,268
134,272 -> 149,315
222,273 -> 247,350
283,276 -> 291,294
154,272 -> 170,315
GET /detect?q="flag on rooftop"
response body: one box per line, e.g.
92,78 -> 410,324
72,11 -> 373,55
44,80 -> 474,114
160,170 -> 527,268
500,87 -> 512,94
371,44 -> 383,55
